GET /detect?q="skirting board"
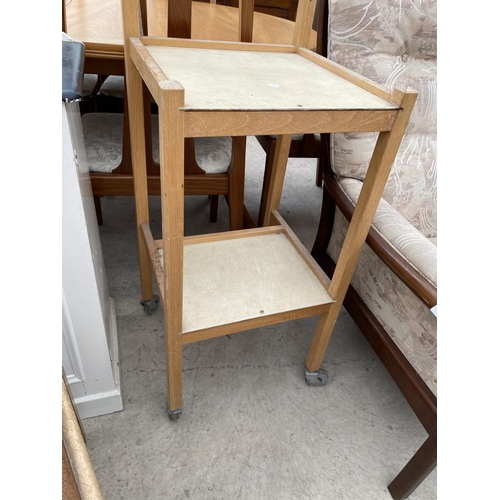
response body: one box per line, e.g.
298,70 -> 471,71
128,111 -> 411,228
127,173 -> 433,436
73,299 -> 124,419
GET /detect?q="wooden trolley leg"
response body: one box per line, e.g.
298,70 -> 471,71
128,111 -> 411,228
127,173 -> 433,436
123,37 -> 154,303
165,325 -> 183,420
158,82 -> 186,419
306,302 -> 342,374
306,91 -> 417,374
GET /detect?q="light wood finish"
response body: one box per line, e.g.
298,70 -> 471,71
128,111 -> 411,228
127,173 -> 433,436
65,0 -> 316,74
228,0 -> 299,21
122,0 -> 416,417
62,378 -> 103,500
256,0 -> 329,227
65,0 -> 315,229
162,230 -> 333,334
305,90 -> 417,372
144,46 -> 397,111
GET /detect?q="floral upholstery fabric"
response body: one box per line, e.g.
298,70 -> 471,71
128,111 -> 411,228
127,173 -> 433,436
325,0 -> 437,395
82,74 -> 98,97
336,177 -> 437,288
82,112 -> 232,174
327,0 -> 437,237
327,207 -> 437,396
98,76 -> 125,99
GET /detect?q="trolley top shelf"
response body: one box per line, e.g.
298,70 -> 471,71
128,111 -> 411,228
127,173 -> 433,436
145,45 -> 400,112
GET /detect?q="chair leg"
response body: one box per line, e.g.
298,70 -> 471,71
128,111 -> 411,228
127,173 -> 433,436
209,195 -> 219,222
258,139 -> 277,227
311,181 -> 336,261
315,158 -> 323,187
93,196 -> 104,226
388,428 -> 437,500
227,136 -> 246,230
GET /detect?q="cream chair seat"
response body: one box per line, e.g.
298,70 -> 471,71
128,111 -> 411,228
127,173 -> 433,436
82,112 -> 232,175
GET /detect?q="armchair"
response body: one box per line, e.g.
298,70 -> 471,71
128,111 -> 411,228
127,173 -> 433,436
311,0 -> 437,498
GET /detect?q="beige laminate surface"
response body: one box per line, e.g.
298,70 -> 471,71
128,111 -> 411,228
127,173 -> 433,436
146,45 -> 400,111
177,232 -> 333,333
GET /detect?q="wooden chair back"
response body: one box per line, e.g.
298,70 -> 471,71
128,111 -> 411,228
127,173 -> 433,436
125,0 -> 254,42
123,0 -> 317,46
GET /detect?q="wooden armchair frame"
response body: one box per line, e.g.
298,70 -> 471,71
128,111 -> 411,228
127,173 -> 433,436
311,135 -> 437,499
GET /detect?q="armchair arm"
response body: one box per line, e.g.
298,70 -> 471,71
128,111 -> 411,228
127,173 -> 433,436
321,137 -> 437,309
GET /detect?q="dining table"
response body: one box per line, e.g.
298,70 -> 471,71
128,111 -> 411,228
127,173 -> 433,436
63,0 -> 318,230
64,0 -> 317,75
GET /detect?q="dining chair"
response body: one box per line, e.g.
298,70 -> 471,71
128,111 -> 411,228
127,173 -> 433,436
62,0 -> 99,115
83,0 -> 246,229
254,0 -> 328,225
82,107 -> 237,226
122,0 -> 417,420
223,0 -> 299,20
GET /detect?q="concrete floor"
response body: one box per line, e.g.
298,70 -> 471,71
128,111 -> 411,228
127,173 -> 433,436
82,136 -> 437,499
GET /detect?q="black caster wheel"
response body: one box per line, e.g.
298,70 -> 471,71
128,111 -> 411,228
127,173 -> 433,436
167,408 -> 182,421
305,368 -> 328,387
140,294 -> 159,315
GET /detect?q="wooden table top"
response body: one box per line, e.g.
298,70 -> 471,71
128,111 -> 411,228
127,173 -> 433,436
65,0 -> 317,55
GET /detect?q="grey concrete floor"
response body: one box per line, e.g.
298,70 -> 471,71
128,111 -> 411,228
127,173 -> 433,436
82,137 -> 437,500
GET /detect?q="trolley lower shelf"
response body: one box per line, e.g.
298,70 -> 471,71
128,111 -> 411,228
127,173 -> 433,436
142,212 -> 335,343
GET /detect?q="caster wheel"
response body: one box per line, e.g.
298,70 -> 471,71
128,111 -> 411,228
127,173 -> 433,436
167,408 -> 182,421
305,368 -> 328,387
140,295 -> 159,315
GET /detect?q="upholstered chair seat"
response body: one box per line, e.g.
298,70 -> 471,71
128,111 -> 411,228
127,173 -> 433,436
82,112 -> 232,175
97,75 -> 125,99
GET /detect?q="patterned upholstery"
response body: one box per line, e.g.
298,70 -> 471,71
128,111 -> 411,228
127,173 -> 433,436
98,76 -> 126,99
82,113 -> 232,174
332,177 -> 437,288
82,74 -> 98,97
327,208 -> 437,395
325,0 -> 437,395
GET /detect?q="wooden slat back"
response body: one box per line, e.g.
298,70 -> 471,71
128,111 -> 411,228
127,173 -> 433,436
123,0 -> 317,46
292,0 -> 317,47
167,0 -> 254,42
168,0 -> 192,38
239,0 -> 255,42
